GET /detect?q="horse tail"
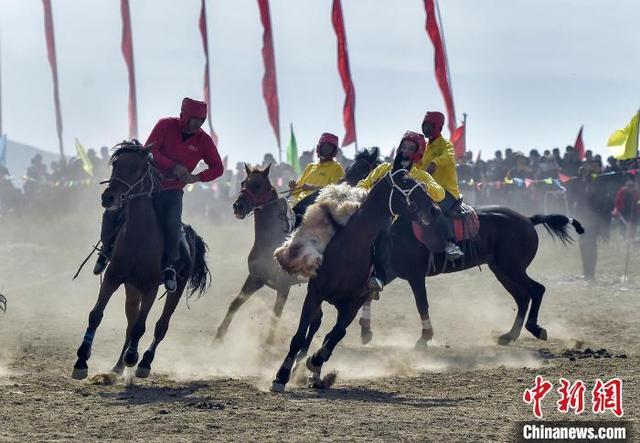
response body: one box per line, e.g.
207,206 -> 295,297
184,225 -> 212,300
529,214 -> 585,246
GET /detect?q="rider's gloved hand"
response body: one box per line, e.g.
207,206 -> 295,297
172,164 -> 188,179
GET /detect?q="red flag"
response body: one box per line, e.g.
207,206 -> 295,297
42,0 -> 64,159
120,0 -> 138,140
450,124 -> 465,158
423,0 -> 456,136
199,0 -> 218,145
331,0 -> 357,147
574,125 -> 585,161
558,172 -> 572,183
257,0 -> 281,151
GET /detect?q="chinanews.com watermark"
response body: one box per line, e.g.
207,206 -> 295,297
514,376 -> 633,442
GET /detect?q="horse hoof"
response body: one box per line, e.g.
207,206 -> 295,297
123,351 -> 139,367
135,365 -> 151,378
360,327 -> 373,345
414,337 -> 429,352
537,328 -> 548,341
497,334 -> 514,346
305,356 -> 322,373
270,380 -> 286,393
307,372 -> 322,389
71,367 -> 88,380
111,366 -> 124,376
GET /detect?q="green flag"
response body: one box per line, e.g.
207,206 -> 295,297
286,123 -> 300,174
75,137 -> 94,176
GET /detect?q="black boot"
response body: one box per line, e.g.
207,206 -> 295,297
163,266 -> 177,293
93,248 -> 112,275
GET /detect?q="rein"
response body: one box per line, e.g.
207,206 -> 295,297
100,162 -> 162,211
387,169 -> 425,218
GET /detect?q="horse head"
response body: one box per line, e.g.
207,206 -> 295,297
101,140 -> 159,211
233,163 -> 277,219
387,170 -> 440,227
343,147 -> 381,186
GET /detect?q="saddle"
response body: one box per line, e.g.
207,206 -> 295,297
411,199 -> 479,253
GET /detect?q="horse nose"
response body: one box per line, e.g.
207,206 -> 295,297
102,192 -> 115,208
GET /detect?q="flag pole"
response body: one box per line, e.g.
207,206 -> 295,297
0,28 -> 3,137
462,112 -> 467,151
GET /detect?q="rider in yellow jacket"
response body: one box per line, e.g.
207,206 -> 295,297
289,132 -> 345,226
418,111 -> 464,260
357,131 -> 444,293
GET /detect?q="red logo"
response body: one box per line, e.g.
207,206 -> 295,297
557,378 -> 586,415
592,378 -> 623,417
523,375 -> 554,419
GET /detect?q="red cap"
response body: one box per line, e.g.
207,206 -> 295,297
180,98 -> 207,127
422,111 -> 445,139
316,132 -> 339,157
400,131 -> 426,163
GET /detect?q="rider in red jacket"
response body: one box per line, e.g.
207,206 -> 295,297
94,98 -> 224,292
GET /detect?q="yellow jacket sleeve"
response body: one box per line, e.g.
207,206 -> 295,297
357,163 -> 391,190
329,163 -> 345,184
409,167 -> 445,203
291,163 -> 313,198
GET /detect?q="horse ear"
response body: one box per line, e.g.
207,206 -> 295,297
244,162 -> 252,176
263,163 -> 272,176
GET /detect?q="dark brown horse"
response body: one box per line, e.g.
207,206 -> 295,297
71,141 -> 210,380
271,169 -> 440,392
368,209 -> 584,349
215,149 -> 381,341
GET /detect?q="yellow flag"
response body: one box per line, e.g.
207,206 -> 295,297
74,137 -> 94,176
608,111 -> 639,160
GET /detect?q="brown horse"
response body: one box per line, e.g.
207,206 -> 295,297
71,141 -> 210,380
215,149 -> 381,341
271,169 -> 440,392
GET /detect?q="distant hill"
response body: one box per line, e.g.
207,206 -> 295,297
3,139 -> 60,181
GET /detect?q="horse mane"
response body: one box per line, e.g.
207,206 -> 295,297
110,139 -> 148,162
110,139 -> 164,186
354,147 -> 380,164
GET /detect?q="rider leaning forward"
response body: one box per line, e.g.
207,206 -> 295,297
94,98 -> 224,293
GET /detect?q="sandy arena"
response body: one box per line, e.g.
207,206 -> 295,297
0,208 -> 637,442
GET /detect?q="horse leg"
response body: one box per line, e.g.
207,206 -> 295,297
359,299 -> 373,345
123,288 -> 157,367
295,307 -> 324,364
271,287 -> 322,392
407,275 -> 432,350
489,264 -> 530,346
266,285 -> 291,346
306,300 -> 361,389
136,280 -> 186,378
72,276 -> 121,379
215,274 -> 264,341
521,275 -> 547,340
112,284 -> 141,375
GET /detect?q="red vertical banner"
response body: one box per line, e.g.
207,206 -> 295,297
423,0 -> 456,136
121,0 -> 138,140
331,0 -> 356,147
199,0 -> 218,145
257,0 -> 281,158
574,125 -> 585,160
450,124 -> 465,158
42,0 -> 64,159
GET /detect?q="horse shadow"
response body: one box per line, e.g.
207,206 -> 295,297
285,386 -> 467,408
98,380 -> 211,406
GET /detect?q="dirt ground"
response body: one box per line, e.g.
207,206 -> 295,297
0,209 -> 637,442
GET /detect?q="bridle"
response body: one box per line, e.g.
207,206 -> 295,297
100,157 -> 161,211
386,169 -> 426,219
239,182 -> 279,215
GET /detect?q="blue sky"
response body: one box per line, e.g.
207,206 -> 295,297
0,0 -> 638,165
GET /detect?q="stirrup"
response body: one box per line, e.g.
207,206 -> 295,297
367,276 -> 384,300
445,242 -> 464,261
93,253 -> 110,275
163,267 -> 177,293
